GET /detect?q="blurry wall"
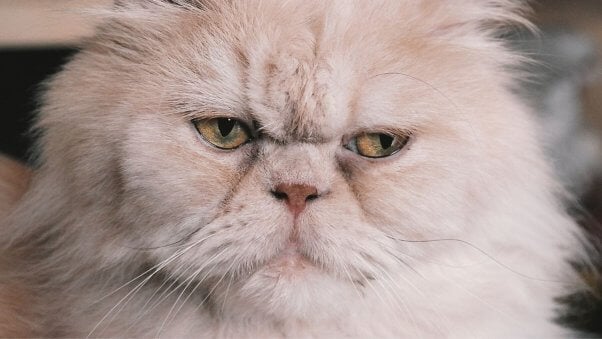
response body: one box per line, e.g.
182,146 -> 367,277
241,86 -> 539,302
535,0 -> 602,137
0,0 -> 109,46
533,0 -> 602,227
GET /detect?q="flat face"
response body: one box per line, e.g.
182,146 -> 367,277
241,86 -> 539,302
40,0 -> 554,332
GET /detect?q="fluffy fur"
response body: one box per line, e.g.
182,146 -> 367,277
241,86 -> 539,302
0,157 -> 32,337
0,0 -> 588,337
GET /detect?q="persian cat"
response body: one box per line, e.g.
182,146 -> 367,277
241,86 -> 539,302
0,0 -> 591,337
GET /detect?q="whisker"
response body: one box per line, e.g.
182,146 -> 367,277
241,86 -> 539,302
190,239 -> 257,316
358,244 -> 453,336
351,251 -> 418,332
386,235 -> 573,284
92,231 -> 219,305
87,232 -> 218,337
156,246 -> 232,336
220,272 -> 235,316
126,261 -> 198,330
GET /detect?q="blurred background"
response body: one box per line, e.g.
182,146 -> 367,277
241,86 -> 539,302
0,0 -> 601,333
529,0 -> 602,230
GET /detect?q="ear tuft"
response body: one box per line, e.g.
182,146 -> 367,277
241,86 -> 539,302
424,0 -> 534,38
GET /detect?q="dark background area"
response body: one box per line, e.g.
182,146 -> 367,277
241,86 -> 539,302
0,48 -> 75,162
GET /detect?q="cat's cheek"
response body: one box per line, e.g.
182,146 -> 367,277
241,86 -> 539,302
335,140 -> 473,239
116,119 -> 248,232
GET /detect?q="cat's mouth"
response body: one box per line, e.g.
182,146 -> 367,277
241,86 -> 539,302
261,240 -> 316,276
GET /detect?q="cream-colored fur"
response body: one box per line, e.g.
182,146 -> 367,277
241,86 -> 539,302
0,0 -> 588,337
0,156 -> 32,337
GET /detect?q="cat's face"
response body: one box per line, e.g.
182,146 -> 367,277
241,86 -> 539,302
41,0 -> 535,320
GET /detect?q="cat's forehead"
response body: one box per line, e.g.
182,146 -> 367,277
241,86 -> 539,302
156,0 -> 460,143
245,44 -> 355,143
194,1 -> 409,143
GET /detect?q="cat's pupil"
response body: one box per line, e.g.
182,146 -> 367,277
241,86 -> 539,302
379,134 -> 394,149
218,118 -> 236,137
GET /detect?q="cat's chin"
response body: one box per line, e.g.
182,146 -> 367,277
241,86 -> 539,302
228,270 -> 354,321
210,248 -> 356,321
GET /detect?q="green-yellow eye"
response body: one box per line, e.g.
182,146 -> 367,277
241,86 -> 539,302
193,118 -> 251,150
346,132 -> 409,158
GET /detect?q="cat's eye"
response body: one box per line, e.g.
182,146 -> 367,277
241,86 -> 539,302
193,118 -> 251,150
345,132 -> 410,158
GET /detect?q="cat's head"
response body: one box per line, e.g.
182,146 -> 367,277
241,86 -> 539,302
36,0 -> 548,320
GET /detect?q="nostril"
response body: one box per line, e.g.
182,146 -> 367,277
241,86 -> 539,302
271,190 -> 288,200
271,183 -> 321,216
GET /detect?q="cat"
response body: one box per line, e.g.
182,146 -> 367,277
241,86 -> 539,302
0,0 -> 591,337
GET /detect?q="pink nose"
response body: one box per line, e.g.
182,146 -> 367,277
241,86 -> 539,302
271,183 -> 320,217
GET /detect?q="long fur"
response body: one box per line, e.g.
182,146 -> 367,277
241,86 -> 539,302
0,0 -> 589,337
0,156 -> 32,337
